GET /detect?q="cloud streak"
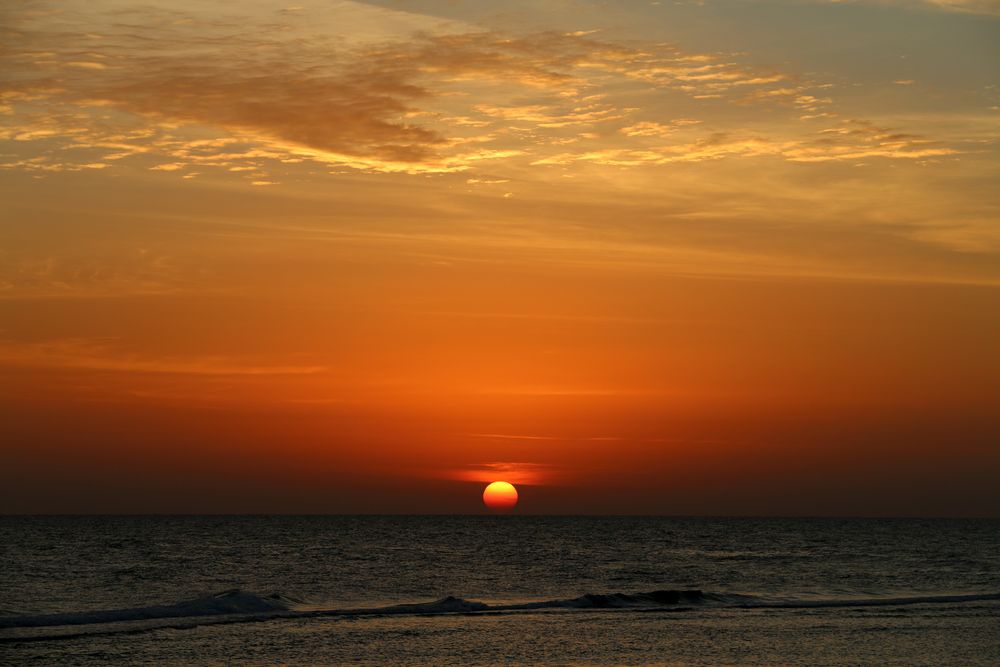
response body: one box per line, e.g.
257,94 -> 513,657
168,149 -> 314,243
437,461 -> 570,486
3,0 -> 956,179
840,0 -> 1000,15
790,0 -> 1000,14
0,338 -> 326,376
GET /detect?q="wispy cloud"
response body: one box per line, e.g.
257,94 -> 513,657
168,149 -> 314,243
2,0 -> 933,179
436,461 -> 570,486
2,0 -> 994,271
928,0 -> 1000,14
0,252 -> 188,300
0,338 -> 326,375
815,0 -> 1000,15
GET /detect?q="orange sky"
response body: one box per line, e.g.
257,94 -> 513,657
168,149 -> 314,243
1,0 -> 998,515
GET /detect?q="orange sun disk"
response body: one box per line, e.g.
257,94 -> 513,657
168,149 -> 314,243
483,481 -> 518,512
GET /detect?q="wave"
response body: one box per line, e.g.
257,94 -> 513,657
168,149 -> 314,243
0,589 -> 708,631
0,590 -> 298,630
2,589 -> 998,641
505,589 -> 715,610
736,592 -> 1000,610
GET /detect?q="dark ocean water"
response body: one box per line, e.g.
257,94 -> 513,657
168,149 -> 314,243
2,516 -> 999,665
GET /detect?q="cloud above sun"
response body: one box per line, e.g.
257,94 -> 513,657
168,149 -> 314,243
1,0 -> 982,183
1,0 -> 998,279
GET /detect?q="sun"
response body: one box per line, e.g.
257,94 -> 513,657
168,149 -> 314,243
483,481 -> 518,512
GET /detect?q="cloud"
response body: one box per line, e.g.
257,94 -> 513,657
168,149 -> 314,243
820,0 -> 1000,15
0,252 -> 188,300
0,0 -> 979,184
620,119 -> 702,137
533,121 -> 960,166
474,99 -> 631,128
66,61 -> 107,70
0,338 -> 326,376
900,0 -> 1000,14
436,461 -> 570,486
0,1 -> 849,177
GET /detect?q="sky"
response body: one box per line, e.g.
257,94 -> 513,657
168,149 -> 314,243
1,0 -> 998,515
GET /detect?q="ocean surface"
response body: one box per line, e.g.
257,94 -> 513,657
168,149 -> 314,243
2,516 -> 998,665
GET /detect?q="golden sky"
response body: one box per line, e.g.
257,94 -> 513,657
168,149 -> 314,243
1,0 -> 998,514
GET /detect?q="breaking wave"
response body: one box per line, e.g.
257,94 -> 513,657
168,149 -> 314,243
2,588 -> 998,642
0,589 -> 299,630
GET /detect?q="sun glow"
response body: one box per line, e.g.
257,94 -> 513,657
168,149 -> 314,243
482,481 -> 518,512
0,0 -> 997,518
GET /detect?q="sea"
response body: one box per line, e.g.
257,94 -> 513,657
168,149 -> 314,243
2,516 -> 998,665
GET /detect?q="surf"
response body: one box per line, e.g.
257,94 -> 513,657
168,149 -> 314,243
3,588 -> 999,642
